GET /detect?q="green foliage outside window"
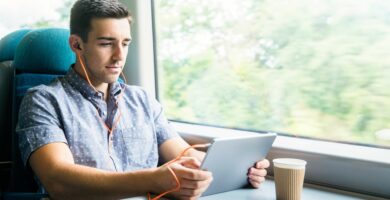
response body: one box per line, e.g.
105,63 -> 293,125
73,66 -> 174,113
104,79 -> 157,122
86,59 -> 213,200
154,0 -> 390,147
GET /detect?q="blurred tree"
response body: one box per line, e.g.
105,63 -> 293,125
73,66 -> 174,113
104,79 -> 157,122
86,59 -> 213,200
155,0 -> 390,147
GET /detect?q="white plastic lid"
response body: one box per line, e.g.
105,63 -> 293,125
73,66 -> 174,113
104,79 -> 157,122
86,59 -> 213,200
273,158 -> 307,169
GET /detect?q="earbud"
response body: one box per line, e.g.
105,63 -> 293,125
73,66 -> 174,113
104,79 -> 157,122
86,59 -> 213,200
73,42 -> 81,50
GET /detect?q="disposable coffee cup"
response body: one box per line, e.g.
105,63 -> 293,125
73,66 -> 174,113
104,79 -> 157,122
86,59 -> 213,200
273,158 -> 307,200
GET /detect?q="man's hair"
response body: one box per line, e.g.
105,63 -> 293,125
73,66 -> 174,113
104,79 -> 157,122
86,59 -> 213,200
70,0 -> 132,42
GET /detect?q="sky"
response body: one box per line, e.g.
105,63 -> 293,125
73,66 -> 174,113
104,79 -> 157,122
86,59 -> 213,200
0,0 -> 66,38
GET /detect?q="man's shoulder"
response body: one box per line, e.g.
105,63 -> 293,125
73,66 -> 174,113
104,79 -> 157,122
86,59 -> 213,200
18,78 -> 66,115
24,78 -> 66,99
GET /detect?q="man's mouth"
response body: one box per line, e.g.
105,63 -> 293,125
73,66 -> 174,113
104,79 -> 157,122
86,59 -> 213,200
106,65 -> 121,68
105,65 -> 122,73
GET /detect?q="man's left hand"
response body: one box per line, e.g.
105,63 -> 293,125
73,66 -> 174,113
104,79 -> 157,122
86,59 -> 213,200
248,159 -> 270,188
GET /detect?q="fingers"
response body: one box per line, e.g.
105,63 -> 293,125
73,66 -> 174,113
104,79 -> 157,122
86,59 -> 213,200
171,181 -> 210,199
248,159 -> 270,188
177,156 -> 202,169
174,178 -> 212,196
248,175 -> 265,188
248,167 -> 267,188
172,162 -> 212,181
168,159 -> 213,199
255,159 -> 270,169
249,167 -> 267,177
179,175 -> 213,190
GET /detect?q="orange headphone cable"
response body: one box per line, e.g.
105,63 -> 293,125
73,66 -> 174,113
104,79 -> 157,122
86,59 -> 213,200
77,52 -> 99,93
77,51 -> 210,200
76,51 -> 126,137
148,143 -> 210,200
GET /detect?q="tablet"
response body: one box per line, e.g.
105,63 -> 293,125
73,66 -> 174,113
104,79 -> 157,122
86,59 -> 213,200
200,133 -> 277,196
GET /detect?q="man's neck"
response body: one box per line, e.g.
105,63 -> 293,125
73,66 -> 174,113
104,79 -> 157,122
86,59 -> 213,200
73,63 -> 109,101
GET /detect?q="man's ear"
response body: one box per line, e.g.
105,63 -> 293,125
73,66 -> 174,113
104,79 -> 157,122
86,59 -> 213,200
69,35 -> 83,52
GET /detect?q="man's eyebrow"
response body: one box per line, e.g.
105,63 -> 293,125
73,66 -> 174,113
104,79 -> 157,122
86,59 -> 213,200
97,37 -> 115,41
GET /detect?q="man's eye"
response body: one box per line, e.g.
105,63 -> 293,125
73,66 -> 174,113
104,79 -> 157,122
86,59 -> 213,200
100,43 -> 112,46
122,42 -> 130,47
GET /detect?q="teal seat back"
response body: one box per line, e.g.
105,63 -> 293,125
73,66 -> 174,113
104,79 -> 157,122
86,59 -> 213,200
0,29 -> 31,194
9,28 -> 75,193
0,29 -> 31,163
0,29 -> 31,61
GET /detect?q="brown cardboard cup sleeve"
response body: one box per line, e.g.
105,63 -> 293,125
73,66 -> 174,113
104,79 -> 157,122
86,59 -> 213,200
273,158 -> 307,200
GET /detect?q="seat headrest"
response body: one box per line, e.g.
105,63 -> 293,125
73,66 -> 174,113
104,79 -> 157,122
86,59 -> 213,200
0,29 -> 31,62
13,28 -> 75,74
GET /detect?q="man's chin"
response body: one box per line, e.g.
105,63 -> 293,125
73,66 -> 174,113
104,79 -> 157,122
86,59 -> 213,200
105,76 -> 121,84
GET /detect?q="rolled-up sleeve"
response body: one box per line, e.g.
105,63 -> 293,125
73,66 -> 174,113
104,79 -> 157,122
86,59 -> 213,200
17,87 -> 67,166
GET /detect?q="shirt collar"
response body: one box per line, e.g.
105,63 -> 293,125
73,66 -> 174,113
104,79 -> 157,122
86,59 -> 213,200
110,79 -> 123,97
65,66 -> 123,100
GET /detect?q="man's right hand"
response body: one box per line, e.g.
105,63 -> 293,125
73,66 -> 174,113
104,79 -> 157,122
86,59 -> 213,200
153,157 -> 213,200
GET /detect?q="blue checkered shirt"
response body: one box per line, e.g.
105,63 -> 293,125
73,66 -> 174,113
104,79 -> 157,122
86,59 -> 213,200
17,67 -> 178,177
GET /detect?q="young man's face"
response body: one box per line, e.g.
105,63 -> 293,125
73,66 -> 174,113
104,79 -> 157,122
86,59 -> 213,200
80,18 -> 131,85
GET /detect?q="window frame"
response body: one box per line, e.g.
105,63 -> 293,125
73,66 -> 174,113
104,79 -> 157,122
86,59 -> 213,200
122,0 -> 390,198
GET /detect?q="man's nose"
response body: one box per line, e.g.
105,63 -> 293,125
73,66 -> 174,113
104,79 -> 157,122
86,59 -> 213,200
113,44 -> 125,61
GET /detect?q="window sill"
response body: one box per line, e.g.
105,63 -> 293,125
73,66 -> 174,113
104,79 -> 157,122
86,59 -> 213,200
171,121 -> 390,199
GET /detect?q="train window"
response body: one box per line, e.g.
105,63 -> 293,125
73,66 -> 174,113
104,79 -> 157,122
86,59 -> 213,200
153,0 -> 390,148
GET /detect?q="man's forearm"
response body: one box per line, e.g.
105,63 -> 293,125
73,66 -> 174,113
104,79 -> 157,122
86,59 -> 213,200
39,162 -> 156,200
29,143 -> 159,199
159,137 -> 206,163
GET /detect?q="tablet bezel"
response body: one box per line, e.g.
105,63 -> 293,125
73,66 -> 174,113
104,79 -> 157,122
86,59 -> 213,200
200,133 -> 277,196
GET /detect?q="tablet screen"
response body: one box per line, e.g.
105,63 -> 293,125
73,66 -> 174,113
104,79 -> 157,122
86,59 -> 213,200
200,133 -> 276,196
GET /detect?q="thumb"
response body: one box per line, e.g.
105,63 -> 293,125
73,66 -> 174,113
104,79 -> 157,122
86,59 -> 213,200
177,156 -> 202,169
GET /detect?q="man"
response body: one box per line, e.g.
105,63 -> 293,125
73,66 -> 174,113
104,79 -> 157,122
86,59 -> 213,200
17,0 -> 270,199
